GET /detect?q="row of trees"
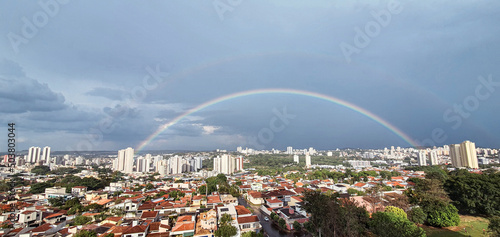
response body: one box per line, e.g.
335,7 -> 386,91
302,190 -> 425,237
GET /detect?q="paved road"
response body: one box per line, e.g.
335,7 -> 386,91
238,197 -> 310,237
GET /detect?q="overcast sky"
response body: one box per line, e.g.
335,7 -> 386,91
1,0 -> 499,152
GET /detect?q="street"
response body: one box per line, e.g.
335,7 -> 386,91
238,197 -> 310,237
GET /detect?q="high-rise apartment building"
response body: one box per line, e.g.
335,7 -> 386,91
114,147 -> 135,173
41,146 -> 51,162
28,146 -> 41,163
287,146 -> 293,155
305,154 -> 311,168
213,154 -> 243,175
450,140 -> 479,169
418,151 -> 427,166
430,150 -> 438,165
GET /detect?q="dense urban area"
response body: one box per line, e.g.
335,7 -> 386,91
1,141 -> 499,237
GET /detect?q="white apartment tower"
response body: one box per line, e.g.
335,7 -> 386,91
287,146 -> 293,155
450,141 -> 479,169
418,151 -> 427,166
115,147 -> 135,173
28,146 -> 41,163
305,154 -> 311,168
41,146 -> 51,162
213,155 -> 243,175
430,150 -> 439,165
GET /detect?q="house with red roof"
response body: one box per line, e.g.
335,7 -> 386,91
140,211 -> 159,222
122,224 -> 149,237
43,212 -> 65,224
170,215 -> 195,237
265,197 -> 283,209
237,215 -> 261,234
234,205 -> 252,218
245,191 -> 264,205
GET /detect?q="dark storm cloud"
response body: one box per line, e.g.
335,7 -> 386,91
0,60 -> 66,114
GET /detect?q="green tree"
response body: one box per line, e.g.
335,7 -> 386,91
48,197 -> 64,207
215,224 -> 237,237
369,212 -> 426,237
278,218 -> 287,229
219,213 -> 233,225
29,182 -> 54,194
0,181 -> 11,192
31,165 -> 51,175
385,206 -> 407,219
488,216 -> 500,237
271,212 -> 279,221
426,204 -> 460,227
73,215 -> 92,225
63,197 -> 82,210
444,171 -> 500,216
302,190 -> 369,237
74,230 -> 97,237
408,207 -> 426,225
145,183 -> 154,190
216,213 -> 237,237
293,221 -> 302,231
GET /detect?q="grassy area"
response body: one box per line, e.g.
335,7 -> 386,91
423,215 -> 490,237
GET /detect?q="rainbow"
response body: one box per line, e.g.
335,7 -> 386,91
135,88 -> 418,152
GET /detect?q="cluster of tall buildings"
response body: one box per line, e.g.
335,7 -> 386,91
113,147 -> 135,173
112,147 -> 204,174
156,155 -> 203,175
26,146 -> 51,164
213,154 -> 243,175
417,150 -> 439,166
450,140 -> 479,169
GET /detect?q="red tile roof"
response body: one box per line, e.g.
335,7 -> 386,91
44,213 -> 63,219
234,205 -> 252,215
237,215 -> 259,224
123,225 -> 147,234
141,211 -> 158,219
31,223 -> 52,233
171,222 -> 194,232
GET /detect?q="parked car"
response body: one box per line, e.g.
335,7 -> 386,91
264,216 -> 269,221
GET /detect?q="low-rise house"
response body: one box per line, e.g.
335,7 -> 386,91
71,186 -> 87,196
217,205 -> 237,221
140,211 -> 159,222
170,215 -> 195,237
246,191 -> 264,205
45,187 -> 70,200
277,207 -> 308,230
220,194 -> 237,205
265,197 -> 283,209
101,216 -> 123,225
234,205 -> 252,218
195,209 -> 217,236
237,215 -> 260,233
122,224 -> 149,237
17,210 -> 41,226
43,213 -> 65,224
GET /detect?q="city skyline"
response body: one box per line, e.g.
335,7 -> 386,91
1,1 -> 500,151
